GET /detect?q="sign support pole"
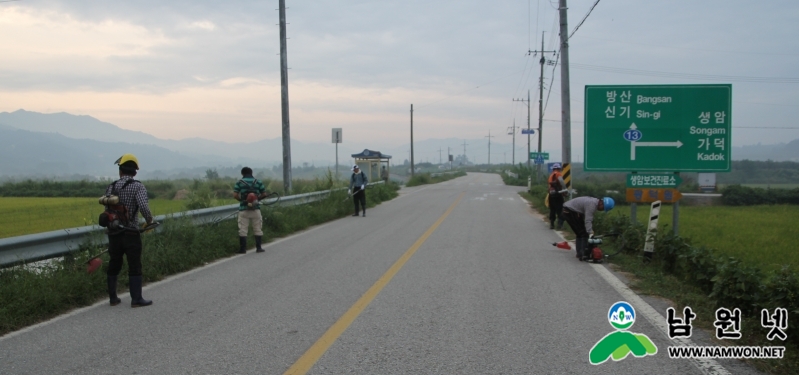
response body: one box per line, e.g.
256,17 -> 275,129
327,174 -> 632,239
673,172 -> 680,236
631,172 -> 637,225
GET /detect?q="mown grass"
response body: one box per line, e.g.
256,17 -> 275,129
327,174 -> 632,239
405,171 -> 467,187
0,198 -> 236,239
0,183 -> 400,336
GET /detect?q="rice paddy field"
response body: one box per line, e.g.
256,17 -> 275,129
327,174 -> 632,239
0,197 -> 233,239
625,204 -> 799,273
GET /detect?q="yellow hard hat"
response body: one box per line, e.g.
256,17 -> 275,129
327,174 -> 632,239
114,154 -> 139,170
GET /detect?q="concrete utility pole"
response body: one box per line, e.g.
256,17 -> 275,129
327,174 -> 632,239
529,32 -> 557,181
438,147 -> 443,165
278,0 -> 292,194
513,91 -> 531,169
559,0 -> 572,169
485,130 -> 495,166
410,104 -> 415,177
507,119 -> 517,166
462,140 -> 469,165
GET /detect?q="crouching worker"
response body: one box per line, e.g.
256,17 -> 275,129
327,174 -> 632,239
562,196 -> 614,261
233,167 -> 268,254
104,154 -> 154,308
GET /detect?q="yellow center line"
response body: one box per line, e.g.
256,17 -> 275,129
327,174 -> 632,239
283,192 -> 465,375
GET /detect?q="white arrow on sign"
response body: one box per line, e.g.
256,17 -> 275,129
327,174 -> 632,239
631,140 -> 683,160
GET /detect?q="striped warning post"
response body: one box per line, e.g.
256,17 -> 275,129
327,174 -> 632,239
562,163 -> 571,190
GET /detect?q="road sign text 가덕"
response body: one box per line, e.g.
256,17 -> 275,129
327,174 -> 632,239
584,84 -> 731,172
529,152 -> 549,160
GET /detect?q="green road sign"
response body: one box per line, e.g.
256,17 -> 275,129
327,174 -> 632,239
626,174 -> 683,188
584,84 -> 731,172
529,152 -> 550,160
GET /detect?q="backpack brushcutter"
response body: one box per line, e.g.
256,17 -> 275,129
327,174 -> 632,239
551,233 -> 621,263
86,222 -> 160,273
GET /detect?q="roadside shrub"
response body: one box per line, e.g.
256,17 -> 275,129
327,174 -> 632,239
709,258 -> 765,315
721,184 -> 799,205
761,266 -> 799,346
678,245 -> 718,294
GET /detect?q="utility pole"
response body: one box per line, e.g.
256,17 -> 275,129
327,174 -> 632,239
559,0 -> 572,182
438,147 -> 443,165
278,0 -> 292,194
513,91 -> 531,169
529,32 -> 557,181
410,104 -> 415,177
462,140 -> 469,165
507,119 -> 517,166
485,130 -> 495,166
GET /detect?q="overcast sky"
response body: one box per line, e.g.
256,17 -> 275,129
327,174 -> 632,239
1,0 -> 797,163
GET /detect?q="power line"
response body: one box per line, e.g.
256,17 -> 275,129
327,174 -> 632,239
568,0 -> 601,39
575,35 -> 799,57
417,68 -> 527,109
563,62 -> 799,83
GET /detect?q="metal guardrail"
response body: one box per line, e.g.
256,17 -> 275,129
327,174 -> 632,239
0,182 -> 383,268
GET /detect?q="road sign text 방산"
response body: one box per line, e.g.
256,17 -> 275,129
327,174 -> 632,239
584,84 -> 731,172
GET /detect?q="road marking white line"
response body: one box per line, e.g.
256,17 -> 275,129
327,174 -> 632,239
550,232 -> 730,375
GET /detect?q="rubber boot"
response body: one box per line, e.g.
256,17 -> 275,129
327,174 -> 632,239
362,209 -> 365,217
107,275 -> 121,306
579,238 -> 590,261
549,220 -> 555,230
129,275 -> 152,308
575,238 -> 585,260
255,236 -> 264,253
556,218 -> 564,230
238,236 -> 247,254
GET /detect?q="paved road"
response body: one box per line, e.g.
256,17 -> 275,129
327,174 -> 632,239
1,173 -> 761,374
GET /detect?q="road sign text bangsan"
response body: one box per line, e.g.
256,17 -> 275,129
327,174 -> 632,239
584,84 -> 731,172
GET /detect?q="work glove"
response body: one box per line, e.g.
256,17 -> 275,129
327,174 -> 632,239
589,232 -> 595,239
348,189 -> 351,195
361,185 -> 365,190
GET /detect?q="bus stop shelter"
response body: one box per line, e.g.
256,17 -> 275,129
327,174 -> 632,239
351,149 -> 392,182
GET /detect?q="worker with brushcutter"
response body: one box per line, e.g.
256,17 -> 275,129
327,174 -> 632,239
233,167 -> 268,254
349,165 -> 368,217
562,196 -> 615,261
547,163 -> 567,230
101,154 -> 154,308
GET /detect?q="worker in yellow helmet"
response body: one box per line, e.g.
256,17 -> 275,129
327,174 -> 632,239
103,153 -> 154,307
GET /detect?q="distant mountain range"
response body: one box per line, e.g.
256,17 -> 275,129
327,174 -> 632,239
1,109 -> 797,179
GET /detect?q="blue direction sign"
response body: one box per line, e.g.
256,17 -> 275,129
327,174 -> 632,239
521,129 -> 535,135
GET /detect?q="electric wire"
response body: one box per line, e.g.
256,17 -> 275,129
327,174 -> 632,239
563,62 -> 799,83
568,0 -> 601,39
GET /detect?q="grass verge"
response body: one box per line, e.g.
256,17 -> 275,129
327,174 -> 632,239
517,188 -> 799,375
0,183 -> 399,337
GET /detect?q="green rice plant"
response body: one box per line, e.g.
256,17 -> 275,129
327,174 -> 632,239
0,198 -> 191,238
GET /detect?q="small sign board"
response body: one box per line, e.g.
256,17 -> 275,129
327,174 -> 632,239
626,188 -> 683,203
521,129 -> 535,135
529,152 -> 550,160
448,154 -> 453,162
331,128 -> 342,143
626,174 -> 682,188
